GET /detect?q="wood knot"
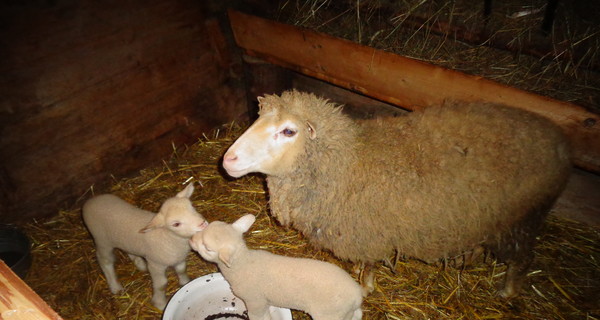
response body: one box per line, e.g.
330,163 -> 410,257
583,118 -> 596,128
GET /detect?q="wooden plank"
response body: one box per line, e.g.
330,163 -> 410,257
0,261 -> 63,320
228,10 -> 600,173
0,1 -> 246,222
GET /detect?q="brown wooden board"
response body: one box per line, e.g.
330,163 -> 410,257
0,1 -> 246,222
0,260 -> 63,320
228,9 -> 600,174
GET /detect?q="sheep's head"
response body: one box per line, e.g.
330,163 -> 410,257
223,95 -> 316,178
189,214 -> 256,267
139,183 -> 208,238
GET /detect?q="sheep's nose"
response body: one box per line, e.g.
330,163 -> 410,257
199,221 -> 208,230
223,153 -> 238,163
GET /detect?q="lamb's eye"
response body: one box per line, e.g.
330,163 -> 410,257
172,222 -> 181,227
281,128 -> 297,137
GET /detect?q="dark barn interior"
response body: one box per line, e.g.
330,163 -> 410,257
1,0 -> 599,319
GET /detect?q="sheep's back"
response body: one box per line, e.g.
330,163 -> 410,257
269,101 -> 570,264
353,102 -> 570,260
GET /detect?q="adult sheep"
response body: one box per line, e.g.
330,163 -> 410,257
222,90 -> 571,298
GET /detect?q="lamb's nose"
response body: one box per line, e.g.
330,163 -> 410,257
223,153 -> 238,163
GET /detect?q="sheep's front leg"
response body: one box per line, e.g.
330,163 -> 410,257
147,261 -> 169,310
174,261 -> 190,286
245,300 -> 271,320
96,246 -> 124,294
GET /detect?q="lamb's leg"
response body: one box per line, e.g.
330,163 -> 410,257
174,261 -> 190,285
147,261 -> 169,310
338,307 -> 363,320
96,246 -> 124,294
128,254 -> 147,271
245,300 -> 270,320
358,263 -> 375,294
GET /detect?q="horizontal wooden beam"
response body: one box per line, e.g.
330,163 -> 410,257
228,10 -> 600,173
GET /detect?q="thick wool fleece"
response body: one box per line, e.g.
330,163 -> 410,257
263,91 -> 571,266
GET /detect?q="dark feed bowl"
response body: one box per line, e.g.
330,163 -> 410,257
0,225 -> 32,279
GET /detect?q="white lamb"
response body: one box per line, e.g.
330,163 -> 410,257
82,183 -> 208,310
189,214 -> 363,320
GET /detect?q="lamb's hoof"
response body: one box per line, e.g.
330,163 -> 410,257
152,298 -> 167,311
109,285 -> 124,295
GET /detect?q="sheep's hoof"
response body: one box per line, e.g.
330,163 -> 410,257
496,287 -> 517,299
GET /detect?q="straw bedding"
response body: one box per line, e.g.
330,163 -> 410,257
18,1 -> 600,318
20,124 -> 599,319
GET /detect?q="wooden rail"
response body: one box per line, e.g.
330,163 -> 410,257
0,261 -> 63,320
228,10 -> 600,173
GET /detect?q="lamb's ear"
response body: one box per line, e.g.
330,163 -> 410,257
232,214 -> 256,233
176,182 -> 194,199
218,246 -> 235,268
139,214 -> 164,233
306,121 -> 317,140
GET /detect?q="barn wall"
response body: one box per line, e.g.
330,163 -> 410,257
0,0 -> 247,222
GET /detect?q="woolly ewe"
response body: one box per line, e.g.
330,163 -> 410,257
82,183 -> 207,310
190,214 -> 363,320
222,90 -> 571,298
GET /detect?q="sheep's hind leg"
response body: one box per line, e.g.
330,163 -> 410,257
128,254 -> 147,271
174,261 -> 190,285
96,246 -> 124,294
498,253 -> 534,298
147,262 -> 169,310
358,262 -> 375,295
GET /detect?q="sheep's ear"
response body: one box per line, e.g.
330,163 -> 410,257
306,121 -> 317,140
176,182 -> 194,199
232,214 -> 256,233
218,246 -> 235,268
139,215 -> 164,233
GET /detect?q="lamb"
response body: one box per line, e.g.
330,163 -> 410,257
82,182 -> 208,310
222,90 -> 572,298
189,214 -> 363,320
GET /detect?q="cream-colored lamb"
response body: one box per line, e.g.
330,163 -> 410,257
190,214 -> 363,320
82,183 -> 208,310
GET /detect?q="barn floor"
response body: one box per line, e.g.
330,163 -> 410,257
18,127 -> 600,320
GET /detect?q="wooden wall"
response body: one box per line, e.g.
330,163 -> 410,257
0,0 -> 247,222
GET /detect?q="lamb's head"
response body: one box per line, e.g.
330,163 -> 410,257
139,183 -> 208,238
223,93 -> 317,178
189,214 -> 256,267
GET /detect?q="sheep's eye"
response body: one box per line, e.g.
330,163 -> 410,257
281,128 -> 297,137
172,222 -> 181,227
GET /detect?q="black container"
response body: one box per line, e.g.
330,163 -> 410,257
0,225 -> 32,279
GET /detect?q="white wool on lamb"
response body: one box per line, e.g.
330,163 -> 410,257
82,183 -> 208,310
190,214 -> 363,320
